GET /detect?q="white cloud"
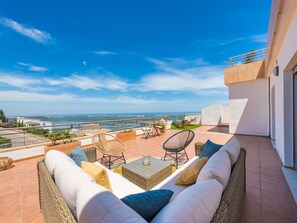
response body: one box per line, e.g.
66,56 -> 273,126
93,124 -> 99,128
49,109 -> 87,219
249,34 -> 267,43
0,91 -> 75,102
82,61 -> 87,66
45,73 -> 128,91
94,51 -> 117,55
195,33 -> 267,48
0,17 -> 52,44
0,90 -> 180,105
135,58 -> 226,94
18,62 -> 48,72
0,72 -> 41,89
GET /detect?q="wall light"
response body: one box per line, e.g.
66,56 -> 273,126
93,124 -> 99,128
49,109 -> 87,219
272,65 -> 279,76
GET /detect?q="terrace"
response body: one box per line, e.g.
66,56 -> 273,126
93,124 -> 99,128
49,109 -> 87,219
0,125 -> 296,223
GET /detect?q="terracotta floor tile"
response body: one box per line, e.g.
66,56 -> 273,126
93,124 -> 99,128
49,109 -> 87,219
261,203 -> 297,223
262,190 -> 296,212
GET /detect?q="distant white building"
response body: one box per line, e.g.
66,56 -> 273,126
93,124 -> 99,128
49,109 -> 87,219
17,117 -> 52,132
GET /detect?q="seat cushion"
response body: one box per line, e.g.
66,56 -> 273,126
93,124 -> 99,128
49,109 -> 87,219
151,179 -> 223,223
76,181 -> 147,223
220,140 -> 240,166
197,150 -> 231,189
175,157 -> 208,185
81,161 -> 112,192
152,156 -> 200,200
45,149 -> 75,177
200,140 -> 222,158
69,146 -> 88,167
121,189 -> 173,222
54,160 -> 94,217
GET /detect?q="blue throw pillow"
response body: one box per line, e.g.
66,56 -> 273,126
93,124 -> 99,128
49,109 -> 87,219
121,189 -> 173,221
200,140 -> 223,158
69,146 -> 88,167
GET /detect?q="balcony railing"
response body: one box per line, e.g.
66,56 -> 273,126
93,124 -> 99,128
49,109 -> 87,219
226,48 -> 268,67
0,113 -> 200,149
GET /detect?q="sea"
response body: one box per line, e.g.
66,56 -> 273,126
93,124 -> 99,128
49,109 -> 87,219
21,112 -> 199,132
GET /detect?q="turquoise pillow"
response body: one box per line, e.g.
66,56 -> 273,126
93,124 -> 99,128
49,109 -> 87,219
69,146 -> 88,167
121,189 -> 173,221
200,140 -> 222,158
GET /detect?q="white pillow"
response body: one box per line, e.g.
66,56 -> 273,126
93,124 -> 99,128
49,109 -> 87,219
151,179 -> 223,223
45,149 -> 75,177
76,181 -> 147,223
54,160 -> 94,218
220,140 -> 240,166
197,150 -> 231,189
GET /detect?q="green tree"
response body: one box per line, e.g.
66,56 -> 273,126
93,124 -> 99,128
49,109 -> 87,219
0,109 -> 8,123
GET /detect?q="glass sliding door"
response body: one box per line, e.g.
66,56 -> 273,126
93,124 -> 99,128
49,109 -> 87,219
293,72 -> 297,170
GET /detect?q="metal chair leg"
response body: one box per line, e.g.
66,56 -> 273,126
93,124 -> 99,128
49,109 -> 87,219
108,155 -> 111,169
122,153 -> 126,164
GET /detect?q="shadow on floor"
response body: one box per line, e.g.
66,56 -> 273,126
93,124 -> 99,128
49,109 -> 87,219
207,126 -> 229,134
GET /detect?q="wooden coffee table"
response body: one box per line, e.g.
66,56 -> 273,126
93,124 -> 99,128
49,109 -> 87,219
122,157 -> 172,190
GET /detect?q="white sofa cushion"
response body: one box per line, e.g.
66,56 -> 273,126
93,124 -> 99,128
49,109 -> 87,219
220,140 -> 240,166
151,179 -> 223,223
152,156 -> 200,199
197,150 -> 231,189
54,160 -> 94,218
45,149 -> 75,177
77,181 -> 147,223
93,161 -> 145,198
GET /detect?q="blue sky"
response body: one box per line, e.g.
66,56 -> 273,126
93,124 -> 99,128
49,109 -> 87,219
0,0 -> 271,116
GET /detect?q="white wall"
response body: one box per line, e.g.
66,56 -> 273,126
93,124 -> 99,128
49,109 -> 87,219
202,104 -> 222,125
229,79 -> 269,136
269,5 -> 297,166
202,104 -> 228,126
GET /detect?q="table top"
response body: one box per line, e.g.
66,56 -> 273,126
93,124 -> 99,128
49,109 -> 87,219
122,157 -> 172,179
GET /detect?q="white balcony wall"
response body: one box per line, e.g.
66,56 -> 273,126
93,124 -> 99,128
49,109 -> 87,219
229,79 -> 269,136
202,104 -> 229,126
269,3 -> 297,166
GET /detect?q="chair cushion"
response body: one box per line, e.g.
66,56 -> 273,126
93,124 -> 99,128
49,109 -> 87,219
121,189 -> 173,222
76,181 -> 147,223
175,157 -> 208,185
151,179 -> 223,223
197,150 -> 231,189
45,149 -> 75,177
200,140 -> 222,158
220,140 -> 240,167
81,161 -> 112,192
69,146 -> 88,167
54,160 -> 94,217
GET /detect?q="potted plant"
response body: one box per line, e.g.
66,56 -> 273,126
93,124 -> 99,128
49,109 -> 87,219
44,129 -> 81,153
116,127 -> 136,141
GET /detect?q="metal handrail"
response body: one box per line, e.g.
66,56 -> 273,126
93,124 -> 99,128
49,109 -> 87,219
227,48 -> 268,67
0,113 -> 201,149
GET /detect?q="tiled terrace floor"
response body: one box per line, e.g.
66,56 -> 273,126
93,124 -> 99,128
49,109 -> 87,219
0,126 -> 296,222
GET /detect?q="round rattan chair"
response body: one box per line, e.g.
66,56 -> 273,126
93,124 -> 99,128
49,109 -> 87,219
92,133 -> 126,169
162,130 -> 195,168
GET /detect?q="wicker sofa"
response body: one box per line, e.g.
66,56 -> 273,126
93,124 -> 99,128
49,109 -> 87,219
37,143 -> 246,223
